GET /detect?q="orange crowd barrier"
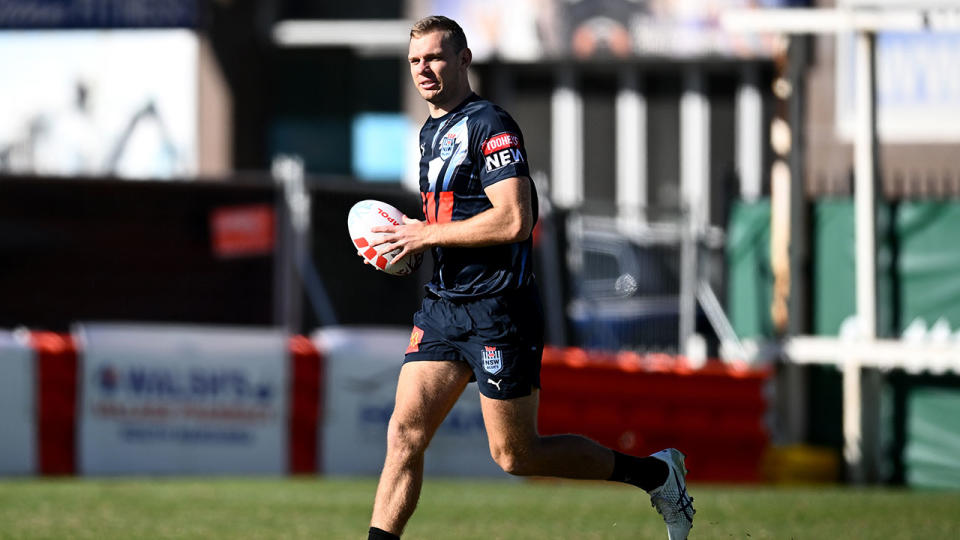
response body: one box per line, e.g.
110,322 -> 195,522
539,347 -> 771,483
30,331 -> 78,475
288,335 -> 322,474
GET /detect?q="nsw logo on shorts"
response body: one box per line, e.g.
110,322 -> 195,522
482,345 -> 503,374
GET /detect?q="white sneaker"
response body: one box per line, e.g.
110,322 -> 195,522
648,448 -> 695,540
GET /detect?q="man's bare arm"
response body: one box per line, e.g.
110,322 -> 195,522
368,176 -> 533,264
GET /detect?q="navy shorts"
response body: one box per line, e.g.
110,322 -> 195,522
404,285 -> 544,400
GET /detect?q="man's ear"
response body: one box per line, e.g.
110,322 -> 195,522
460,47 -> 473,69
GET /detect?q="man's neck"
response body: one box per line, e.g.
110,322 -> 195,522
428,87 -> 473,118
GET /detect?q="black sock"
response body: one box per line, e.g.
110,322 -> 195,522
608,450 -> 669,492
368,526 -> 400,540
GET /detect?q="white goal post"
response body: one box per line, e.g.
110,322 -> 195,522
721,4 -> 960,483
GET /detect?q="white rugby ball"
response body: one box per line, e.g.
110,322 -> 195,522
347,199 -> 423,276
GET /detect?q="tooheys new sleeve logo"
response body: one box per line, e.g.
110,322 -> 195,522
481,132 -> 524,172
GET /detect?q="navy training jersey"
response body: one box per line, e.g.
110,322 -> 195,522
418,93 -> 538,299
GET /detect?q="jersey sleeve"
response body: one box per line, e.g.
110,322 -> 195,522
473,107 -> 530,189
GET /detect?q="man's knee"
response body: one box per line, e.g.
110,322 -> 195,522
386,418 -> 431,460
489,439 -> 539,476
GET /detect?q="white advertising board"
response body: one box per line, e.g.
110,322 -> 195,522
314,327 -> 506,478
0,330 -> 35,475
77,324 -> 288,475
837,30 -> 960,142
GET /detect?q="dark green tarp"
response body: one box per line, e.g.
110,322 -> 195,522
896,202 -> 960,332
904,387 -> 960,488
812,199 -> 895,337
726,200 -> 773,339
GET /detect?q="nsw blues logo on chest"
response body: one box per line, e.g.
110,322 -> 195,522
425,116 -> 470,194
439,132 -> 457,160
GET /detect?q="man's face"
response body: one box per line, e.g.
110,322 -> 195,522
408,30 -> 466,106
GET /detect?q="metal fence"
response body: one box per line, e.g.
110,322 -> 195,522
563,212 -> 736,359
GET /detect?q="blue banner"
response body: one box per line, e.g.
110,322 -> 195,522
0,0 -> 198,29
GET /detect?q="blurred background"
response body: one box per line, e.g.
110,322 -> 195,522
2,0 -> 960,492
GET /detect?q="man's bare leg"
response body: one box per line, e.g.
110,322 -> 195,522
370,360 -> 473,536
479,389 -> 616,478
480,388 -> 672,492
479,387 -> 695,535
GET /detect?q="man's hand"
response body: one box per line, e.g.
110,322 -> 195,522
366,177 -> 532,268
368,215 -> 431,266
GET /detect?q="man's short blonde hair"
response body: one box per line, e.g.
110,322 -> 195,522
410,15 -> 468,53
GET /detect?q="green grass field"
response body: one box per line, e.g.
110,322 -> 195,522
1,477 -> 958,539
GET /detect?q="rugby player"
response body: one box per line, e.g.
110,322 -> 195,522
364,15 -> 694,540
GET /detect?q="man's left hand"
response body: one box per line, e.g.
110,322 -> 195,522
370,215 -> 430,266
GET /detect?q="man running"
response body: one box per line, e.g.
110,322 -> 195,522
365,15 -> 694,540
